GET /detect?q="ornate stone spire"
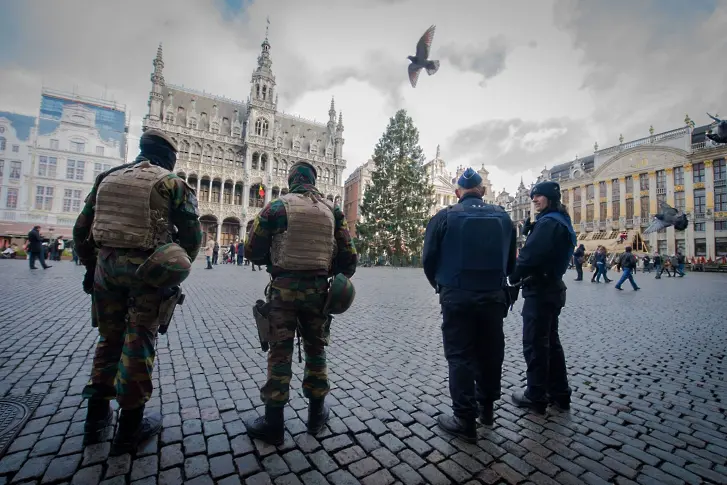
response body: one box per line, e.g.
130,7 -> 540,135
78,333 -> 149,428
329,97 -> 336,121
594,141 -> 598,152
152,43 -> 164,85
256,19 -> 273,73
436,144 -> 441,159
337,111 -> 344,133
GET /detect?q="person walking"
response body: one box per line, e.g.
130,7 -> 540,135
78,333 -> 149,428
27,225 -> 51,270
422,167 -> 517,442
615,246 -> 640,291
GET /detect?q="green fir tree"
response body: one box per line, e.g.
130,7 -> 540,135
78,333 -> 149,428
357,109 -> 434,266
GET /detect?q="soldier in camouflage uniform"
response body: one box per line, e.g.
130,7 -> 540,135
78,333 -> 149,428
244,161 -> 357,445
73,129 -> 202,455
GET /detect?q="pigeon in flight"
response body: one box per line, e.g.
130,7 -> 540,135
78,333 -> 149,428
642,202 -> 688,235
408,25 -> 440,88
706,113 -> 727,144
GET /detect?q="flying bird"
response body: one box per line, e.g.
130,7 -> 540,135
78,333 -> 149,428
408,25 -> 440,88
642,202 -> 688,235
705,112 -> 727,144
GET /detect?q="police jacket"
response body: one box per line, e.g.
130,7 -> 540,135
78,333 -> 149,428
422,193 -> 516,308
510,208 -> 576,296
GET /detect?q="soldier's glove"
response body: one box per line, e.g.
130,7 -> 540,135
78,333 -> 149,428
83,267 -> 95,295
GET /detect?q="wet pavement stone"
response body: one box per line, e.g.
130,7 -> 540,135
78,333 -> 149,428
0,262 -> 726,483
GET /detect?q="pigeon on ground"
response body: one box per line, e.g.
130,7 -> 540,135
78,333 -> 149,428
705,113 -> 727,144
408,25 -> 440,88
642,202 -> 688,235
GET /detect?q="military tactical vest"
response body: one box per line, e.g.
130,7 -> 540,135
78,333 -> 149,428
435,199 -> 513,292
271,193 -> 336,271
92,160 -> 172,250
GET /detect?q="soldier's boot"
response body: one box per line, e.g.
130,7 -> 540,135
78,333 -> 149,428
245,406 -> 285,446
307,398 -> 330,435
437,414 -> 477,443
511,391 -> 547,415
83,399 -> 113,446
477,402 -> 494,426
110,406 -> 162,456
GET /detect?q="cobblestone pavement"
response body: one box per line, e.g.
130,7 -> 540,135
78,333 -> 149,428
1,260 -> 726,485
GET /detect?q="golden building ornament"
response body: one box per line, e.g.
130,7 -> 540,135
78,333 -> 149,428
705,160 -> 713,167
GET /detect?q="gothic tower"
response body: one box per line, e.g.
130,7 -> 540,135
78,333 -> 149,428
247,29 -> 277,143
143,43 -> 165,129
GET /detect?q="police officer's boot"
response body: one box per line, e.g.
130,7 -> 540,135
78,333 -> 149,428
245,406 -> 285,446
511,391 -> 547,414
307,398 -> 330,435
110,406 -> 162,456
437,414 -> 477,443
477,402 -> 494,426
547,393 -> 571,411
83,399 -> 113,446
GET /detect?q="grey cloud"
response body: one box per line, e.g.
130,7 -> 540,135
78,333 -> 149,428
553,0 -> 727,144
439,35 -> 511,82
445,118 -> 589,172
277,51 -> 406,109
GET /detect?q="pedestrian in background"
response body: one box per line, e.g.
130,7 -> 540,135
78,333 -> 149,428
615,246 -> 640,291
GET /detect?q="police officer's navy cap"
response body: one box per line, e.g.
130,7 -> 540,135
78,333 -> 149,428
140,129 -> 178,153
530,180 -> 561,201
457,167 -> 482,189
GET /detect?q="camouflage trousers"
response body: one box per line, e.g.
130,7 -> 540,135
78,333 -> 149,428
82,248 -> 162,410
261,279 -> 332,408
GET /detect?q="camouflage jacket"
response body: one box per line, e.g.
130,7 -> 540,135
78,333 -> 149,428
73,163 -> 203,266
244,186 -> 357,288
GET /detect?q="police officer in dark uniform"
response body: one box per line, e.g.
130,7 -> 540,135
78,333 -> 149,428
509,180 -> 577,414
423,167 -> 517,443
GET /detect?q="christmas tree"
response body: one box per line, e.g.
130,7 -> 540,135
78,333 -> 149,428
357,109 -> 434,266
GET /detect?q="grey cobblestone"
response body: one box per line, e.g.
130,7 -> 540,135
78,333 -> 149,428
0,264 -> 725,484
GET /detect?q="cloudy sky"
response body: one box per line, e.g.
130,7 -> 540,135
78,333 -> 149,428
0,0 -> 725,194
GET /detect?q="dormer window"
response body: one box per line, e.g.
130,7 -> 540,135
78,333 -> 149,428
189,118 -> 197,129
70,141 -> 85,153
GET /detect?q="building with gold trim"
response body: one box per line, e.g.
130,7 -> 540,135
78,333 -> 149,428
534,119 -> 727,259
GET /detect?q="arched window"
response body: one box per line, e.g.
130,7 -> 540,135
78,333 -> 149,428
203,145 -> 212,163
180,140 -> 190,158
262,85 -> 267,100
260,154 -> 268,171
255,118 -> 269,137
324,168 -> 331,184
256,84 -> 260,98
213,147 -> 223,164
252,152 -> 260,170
225,149 -> 234,165
235,151 -> 244,168
0,137 -> 5,151
191,143 -> 202,160
273,158 -> 279,176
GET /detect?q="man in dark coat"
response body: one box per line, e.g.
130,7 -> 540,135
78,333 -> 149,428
27,225 -> 51,270
423,167 -> 517,442
573,244 -> 585,281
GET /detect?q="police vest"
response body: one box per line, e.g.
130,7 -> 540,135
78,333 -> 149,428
537,211 -> 577,278
435,201 -> 513,292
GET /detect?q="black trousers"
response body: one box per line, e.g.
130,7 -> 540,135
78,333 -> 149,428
575,263 -> 583,280
521,294 -> 571,403
441,304 -> 506,421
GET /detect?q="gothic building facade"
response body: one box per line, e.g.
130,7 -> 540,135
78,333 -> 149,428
142,38 -> 347,246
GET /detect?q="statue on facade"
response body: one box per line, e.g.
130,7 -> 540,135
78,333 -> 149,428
706,113 -> 727,144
